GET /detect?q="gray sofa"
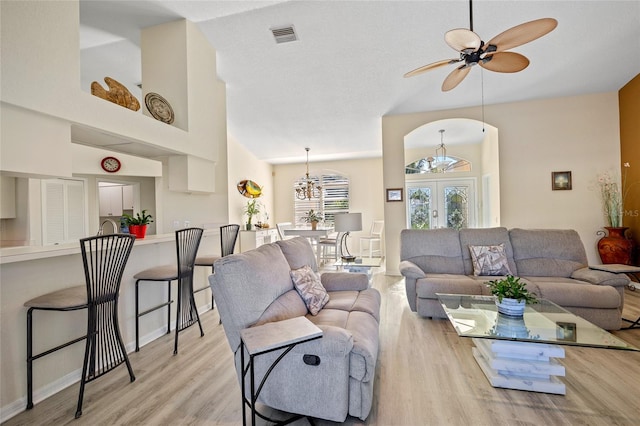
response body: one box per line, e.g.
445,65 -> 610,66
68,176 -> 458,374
400,227 -> 630,330
209,237 -> 381,422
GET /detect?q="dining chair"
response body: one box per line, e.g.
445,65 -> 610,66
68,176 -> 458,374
194,224 -> 240,308
134,227 -> 204,354
276,222 -> 295,240
318,232 -> 342,265
24,234 -> 136,418
360,220 -> 384,257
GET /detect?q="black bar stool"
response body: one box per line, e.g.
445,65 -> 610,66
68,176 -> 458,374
24,234 -> 136,418
193,224 -> 240,308
134,227 -> 204,354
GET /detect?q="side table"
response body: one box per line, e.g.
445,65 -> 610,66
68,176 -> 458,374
590,264 -> 640,329
240,316 -> 323,425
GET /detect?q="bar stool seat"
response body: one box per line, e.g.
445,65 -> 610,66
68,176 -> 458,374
134,265 -> 178,281
24,285 -> 87,310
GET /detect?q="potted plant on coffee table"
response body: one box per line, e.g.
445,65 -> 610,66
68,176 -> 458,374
123,210 -> 153,239
302,209 -> 323,230
486,275 -> 537,317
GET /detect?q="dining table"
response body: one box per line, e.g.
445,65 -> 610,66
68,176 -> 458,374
282,226 -> 335,265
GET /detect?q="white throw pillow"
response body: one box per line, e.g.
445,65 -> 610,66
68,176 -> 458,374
290,265 -> 329,315
469,244 -> 513,276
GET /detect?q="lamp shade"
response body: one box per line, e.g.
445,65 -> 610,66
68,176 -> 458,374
334,213 -> 362,232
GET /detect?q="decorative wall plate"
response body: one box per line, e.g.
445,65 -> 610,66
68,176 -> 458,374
145,92 -> 174,124
237,180 -> 262,198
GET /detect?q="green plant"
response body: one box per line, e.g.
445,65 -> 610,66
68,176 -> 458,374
243,199 -> 261,225
302,209 -> 323,223
123,209 -> 154,225
486,275 -> 537,304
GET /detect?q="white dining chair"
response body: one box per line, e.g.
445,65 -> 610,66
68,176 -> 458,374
360,220 -> 384,257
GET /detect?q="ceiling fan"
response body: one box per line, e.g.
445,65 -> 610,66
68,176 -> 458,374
404,0 -> 557,91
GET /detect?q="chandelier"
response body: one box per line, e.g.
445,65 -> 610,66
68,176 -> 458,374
295,147 -> 322,200
428,129 -> 453,172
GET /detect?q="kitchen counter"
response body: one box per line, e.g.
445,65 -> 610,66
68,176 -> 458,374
0,229 -> 217,264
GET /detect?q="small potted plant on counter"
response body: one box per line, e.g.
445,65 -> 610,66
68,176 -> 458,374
302,209 -> 323,230
243,199 -> 261,230
123,210 -> 154,239
486,275 -> 537,317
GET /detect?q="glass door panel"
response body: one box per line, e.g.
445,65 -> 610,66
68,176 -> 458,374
407,179 -> 476,229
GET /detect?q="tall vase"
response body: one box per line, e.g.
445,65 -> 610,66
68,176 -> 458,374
597,227 -> 635,265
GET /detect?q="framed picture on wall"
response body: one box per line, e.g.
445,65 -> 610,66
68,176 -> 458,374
386,188 -> 403,202
552,171 -> 572,190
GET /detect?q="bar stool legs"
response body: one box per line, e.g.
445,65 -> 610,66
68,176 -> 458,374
135,278 -> 174,352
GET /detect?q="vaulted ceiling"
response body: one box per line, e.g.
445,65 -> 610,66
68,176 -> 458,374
79,1 -> 640,164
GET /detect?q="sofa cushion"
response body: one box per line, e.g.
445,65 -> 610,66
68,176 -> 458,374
526,277 -> 621,308
276,237 -> 319,272
254,290 -> 309,326
400,229 -> 464,274
416,274 -> 489,299
325,289 -> 381,322
460,227 -> 517,275
510,228 -> 588,277
469,244 -> 513,276
291,265 -> 329,315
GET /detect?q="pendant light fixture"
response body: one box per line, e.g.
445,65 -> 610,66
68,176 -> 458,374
295,147 -> 322,200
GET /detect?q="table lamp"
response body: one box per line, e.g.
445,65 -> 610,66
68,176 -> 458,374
335,213 -> 362,261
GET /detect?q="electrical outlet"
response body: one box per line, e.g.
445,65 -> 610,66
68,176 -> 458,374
173,220 -> 180,228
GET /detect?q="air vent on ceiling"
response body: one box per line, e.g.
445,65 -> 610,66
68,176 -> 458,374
271,25 -> 297,44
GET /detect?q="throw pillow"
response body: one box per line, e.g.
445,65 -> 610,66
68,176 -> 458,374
290,265 -> 329,315
468,244 -> 513,276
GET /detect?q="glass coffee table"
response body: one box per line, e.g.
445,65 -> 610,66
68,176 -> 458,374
437,294 -> 638,395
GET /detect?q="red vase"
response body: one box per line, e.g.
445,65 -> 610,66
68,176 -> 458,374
597,227 -> 635,265
128,224 -> 147,239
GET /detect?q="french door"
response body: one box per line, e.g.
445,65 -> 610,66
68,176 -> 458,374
406,178 -> 476,229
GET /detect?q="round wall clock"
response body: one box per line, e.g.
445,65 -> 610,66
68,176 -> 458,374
101,156 -> 121,173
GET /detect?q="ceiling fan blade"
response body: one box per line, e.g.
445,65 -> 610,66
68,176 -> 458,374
404,59 -> 460,78
486,18 -> 558,52
445,28 -> 481,53
480,52 -> 529,73
442,66 -> 471,92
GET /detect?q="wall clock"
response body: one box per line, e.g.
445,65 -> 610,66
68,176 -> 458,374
101,156 -> 121,173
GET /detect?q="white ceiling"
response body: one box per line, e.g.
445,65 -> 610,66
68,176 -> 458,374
79,0 -> 640,164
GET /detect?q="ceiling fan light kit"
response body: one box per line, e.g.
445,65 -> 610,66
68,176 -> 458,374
405,0 -> 557,91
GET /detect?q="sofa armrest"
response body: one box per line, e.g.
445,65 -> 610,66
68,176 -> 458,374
571,267 -> 630,287
321,272 -> 369,292
399,260 -> 426,279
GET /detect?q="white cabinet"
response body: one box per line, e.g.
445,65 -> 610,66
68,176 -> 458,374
240,228 -> 279,252
99,186 -> 123,217
121,185 -> 134,210
42,179 -> 86,245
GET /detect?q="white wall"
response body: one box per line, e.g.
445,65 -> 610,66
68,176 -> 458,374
383,92 -> 621,274
227,135 -> 274,227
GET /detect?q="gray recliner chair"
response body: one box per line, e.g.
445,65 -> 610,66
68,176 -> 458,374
209,237 -> 381,422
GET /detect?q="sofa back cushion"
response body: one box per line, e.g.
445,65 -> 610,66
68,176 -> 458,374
509,228 -> 588,277
276,237 -> 319,272
400,229 -> 464,274
459,227 -> 517,275
209,242 -> 295,352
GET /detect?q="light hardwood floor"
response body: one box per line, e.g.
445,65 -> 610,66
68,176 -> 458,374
4,273 -> 640,425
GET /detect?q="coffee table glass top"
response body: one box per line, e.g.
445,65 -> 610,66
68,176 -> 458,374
334,257 -> 382,268
437,294 -> 638,351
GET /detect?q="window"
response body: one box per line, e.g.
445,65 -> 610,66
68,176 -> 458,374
294,173 -> 349,225
405,155 -> 471,174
